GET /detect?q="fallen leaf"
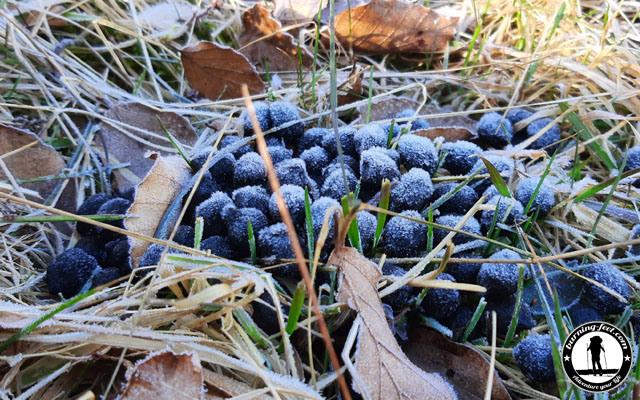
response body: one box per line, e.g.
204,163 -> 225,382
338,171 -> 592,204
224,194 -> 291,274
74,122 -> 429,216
99,102 -> 197,191
181,41 -> 265,100
338,64 -> 365,106
120,350 -> 203,400
404,328 -> 511,400
357,97 -> 421,122
333,0 -> 457,54
0,124 -> 76,212
239,4 -> 313,72
138,1 -> 198,40
126,154 -> 191,267
331,246 -> 456,399
203,369 -> 273,399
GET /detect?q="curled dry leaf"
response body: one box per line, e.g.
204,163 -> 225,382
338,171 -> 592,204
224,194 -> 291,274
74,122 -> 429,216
181,41 -> 265,100
334,0 -> 457,54
120,349 -> 203,400
0,124 -> 76,212
99,102 -> 197,191
404,328 -> 511,400
126,155 -> 191,267
239,4 -> 313,72
331,246 -> 456,399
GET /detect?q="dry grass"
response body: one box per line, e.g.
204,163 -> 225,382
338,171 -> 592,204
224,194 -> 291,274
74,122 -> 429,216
1,0 -> 639,398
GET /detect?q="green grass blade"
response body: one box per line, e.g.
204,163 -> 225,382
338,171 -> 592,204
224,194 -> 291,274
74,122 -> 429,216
559,102 -> 615,169
304,187 -> 315,260
248,219 -> 257,265
503,266 -> 524,347
233,308 -> 267,349
461,297 -> 487,343
582,152 -> 628,262
371,179 -> 390,257
386,120 -> 395,148
427,167 -> 482,215
341,194 -> 362,253
285,283 -> 306,336
523,151 -> 556,214
157,117 -> 194,171
573,167 -> 640,203
0,289 -> 95,353
475,155 -> 511,197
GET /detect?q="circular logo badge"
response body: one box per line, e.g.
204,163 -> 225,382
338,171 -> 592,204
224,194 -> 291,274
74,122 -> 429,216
562,322 -> 633,393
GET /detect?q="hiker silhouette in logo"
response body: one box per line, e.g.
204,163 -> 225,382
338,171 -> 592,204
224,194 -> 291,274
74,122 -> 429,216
587,336 -> 606,376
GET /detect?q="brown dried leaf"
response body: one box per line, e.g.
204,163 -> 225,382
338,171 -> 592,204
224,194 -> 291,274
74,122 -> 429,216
120,350 -> 203,400
405,328 -> 511,400
338,64 -> 365,106
0,124 -> 76,212
357,97 -> 420,122
181,41 -> 265,100
239,4 -> 313,72
334,0 -> 457,54
126,155 -> 191,267
99,102 -> 197,191
331,246 -> 456,399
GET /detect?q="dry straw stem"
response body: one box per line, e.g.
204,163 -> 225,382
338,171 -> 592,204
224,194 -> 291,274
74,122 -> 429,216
242,85 -> 351,400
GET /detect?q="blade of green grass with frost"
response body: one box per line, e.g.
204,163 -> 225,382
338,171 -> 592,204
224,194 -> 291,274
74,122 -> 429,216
0,289 -> 95,353
157,117 -> 194,171
461,297 -> 487,342
582,152 -> 628,263
503,266 -> 525,347
523,151 -> 556,215
475,155 -> 511,197
233,308 -> 267,349
573,167 -> 640,203
371,179 -> 390,257
341,195 -> 362,253
426,167 -> 483,216
248,219 -> 256,265
304,187 -> 314,260
279,282 -> 306,353
560,102 -> 615,169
